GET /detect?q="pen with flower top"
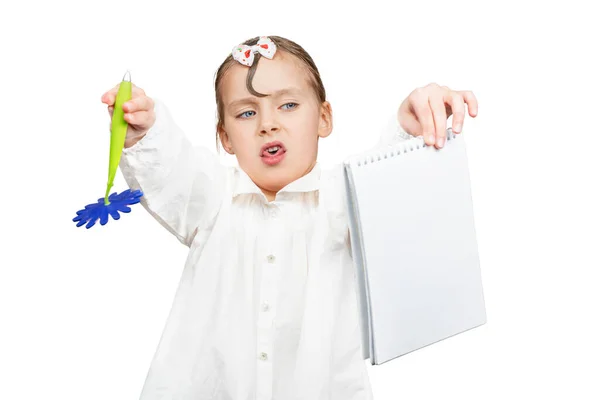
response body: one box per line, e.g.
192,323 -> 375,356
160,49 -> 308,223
73,71 -> 143,229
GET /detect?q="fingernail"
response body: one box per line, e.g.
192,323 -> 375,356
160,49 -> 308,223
428,134 -> 435,143
437,137 -> 444,147
455,124 -> 462,133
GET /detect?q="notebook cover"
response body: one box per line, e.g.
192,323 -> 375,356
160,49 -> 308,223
343,128 -> 487,365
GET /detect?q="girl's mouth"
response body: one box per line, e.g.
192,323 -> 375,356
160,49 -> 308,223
261,142 -> 287,165
263,145 -> 283,156
261,143 -> 286,165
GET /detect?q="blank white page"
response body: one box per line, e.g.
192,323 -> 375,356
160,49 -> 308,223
344,128 -> 487,365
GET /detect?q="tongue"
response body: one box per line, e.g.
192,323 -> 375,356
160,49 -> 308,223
263,149 -> 281,157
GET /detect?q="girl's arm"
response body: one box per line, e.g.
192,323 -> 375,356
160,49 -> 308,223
119,98 -> 226,247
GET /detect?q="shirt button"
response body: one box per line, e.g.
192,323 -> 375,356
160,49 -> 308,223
267,255 -> 276,263
261,302 -> 270,311
259,352 -> 268,361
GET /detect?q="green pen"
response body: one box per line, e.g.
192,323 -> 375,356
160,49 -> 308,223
72,70 -> 144,229
105,70 -> 132,205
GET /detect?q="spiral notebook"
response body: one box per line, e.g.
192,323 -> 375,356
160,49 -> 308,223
343,128 -> 487,365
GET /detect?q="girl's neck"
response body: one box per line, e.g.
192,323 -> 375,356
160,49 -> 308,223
263,189 -> 277,202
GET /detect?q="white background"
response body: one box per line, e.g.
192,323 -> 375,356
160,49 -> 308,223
1,0 -> 599,399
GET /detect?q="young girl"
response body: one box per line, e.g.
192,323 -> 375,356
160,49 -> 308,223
101,35 -> 478,400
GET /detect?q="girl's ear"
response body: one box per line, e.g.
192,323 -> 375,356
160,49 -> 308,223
317,101 -> 333,139
218,127 -> 235,154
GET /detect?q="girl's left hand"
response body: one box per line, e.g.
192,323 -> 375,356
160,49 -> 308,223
397,83 -> 478,148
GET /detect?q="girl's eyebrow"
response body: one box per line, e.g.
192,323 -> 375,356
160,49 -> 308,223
227,87 -> 302,111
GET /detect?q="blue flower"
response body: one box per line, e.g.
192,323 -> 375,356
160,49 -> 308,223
73,189 -> 143,229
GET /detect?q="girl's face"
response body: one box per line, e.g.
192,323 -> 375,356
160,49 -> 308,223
218,51 -> 333,201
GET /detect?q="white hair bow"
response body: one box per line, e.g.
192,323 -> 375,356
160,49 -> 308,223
231,36 -> 277,67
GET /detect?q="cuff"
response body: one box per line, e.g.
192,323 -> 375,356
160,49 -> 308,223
378,113 -> 414,147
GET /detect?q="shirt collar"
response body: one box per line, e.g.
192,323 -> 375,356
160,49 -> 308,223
232,163 -> 321,198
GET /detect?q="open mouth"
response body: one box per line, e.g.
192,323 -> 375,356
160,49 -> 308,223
260,141 -> 286,157
265,145 -> 283,156
260,141 -> 287,165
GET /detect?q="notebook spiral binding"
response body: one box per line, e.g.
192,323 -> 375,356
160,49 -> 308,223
349,127 -> 457,167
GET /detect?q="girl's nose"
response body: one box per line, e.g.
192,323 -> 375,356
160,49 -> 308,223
260,119 -> 280,134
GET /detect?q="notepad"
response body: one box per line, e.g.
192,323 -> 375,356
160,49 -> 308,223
343,128 -> 487,365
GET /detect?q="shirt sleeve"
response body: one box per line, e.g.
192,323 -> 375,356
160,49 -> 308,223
325,166 -> 374,399
376,113 -> 414,147
118,97 -> 226,247
329,231 -> 373,399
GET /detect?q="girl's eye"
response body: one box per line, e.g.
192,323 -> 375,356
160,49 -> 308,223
236,103 -> 298,119
281,102 -> 298,110
237,110 -> 256,119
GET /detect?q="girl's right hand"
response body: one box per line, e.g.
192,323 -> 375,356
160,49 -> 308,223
101,83 -> 156,148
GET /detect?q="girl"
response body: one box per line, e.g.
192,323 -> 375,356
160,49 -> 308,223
101,35 -> 478,400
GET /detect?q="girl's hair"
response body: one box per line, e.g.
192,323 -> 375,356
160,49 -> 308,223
213,35 -> 327,151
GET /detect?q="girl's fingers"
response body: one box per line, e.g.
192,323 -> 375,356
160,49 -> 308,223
122,95 -> 154,113
460,90 -> 478,117
108,106 -> 154,127
108,109 -> 152,128
101,83 -> 123,105
410,91 -> 436,145
124,110 -> 154,130
101,83 -> 146,106
101,84 -> 119,104
429,93 -> 448,148
445,91 -> 465,134
397,105 -> 421,138
107,95 -> 153,115
400,84 -> 478,148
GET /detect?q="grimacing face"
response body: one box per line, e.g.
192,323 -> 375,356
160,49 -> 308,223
218,51 -> 333,201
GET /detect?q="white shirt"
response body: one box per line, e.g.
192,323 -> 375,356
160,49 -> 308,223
119,98 -> 412,400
